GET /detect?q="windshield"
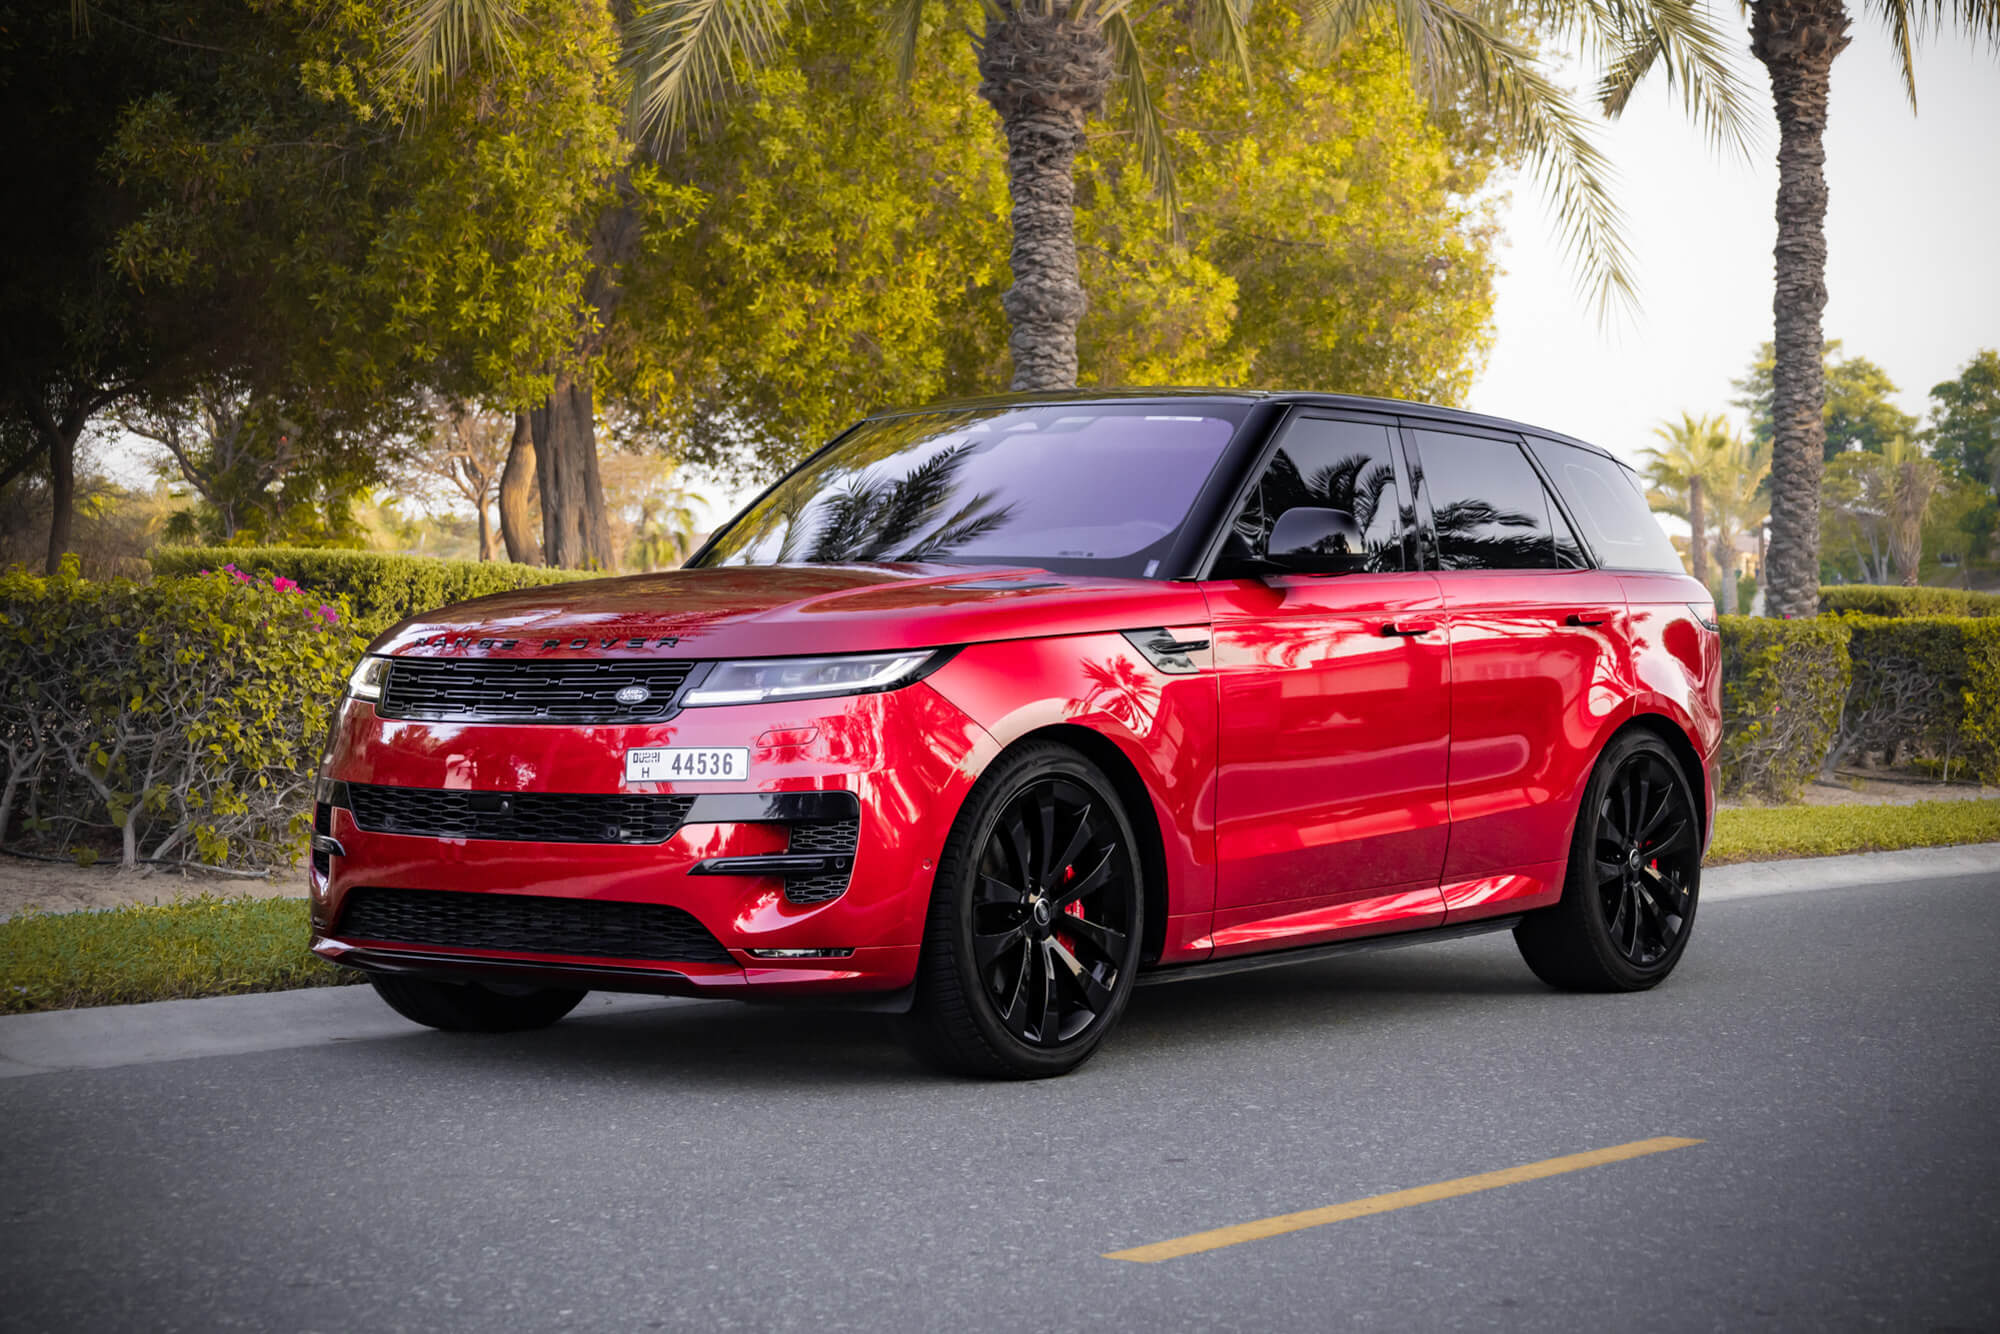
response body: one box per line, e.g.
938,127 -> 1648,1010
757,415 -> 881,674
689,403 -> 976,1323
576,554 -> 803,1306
696,403 -> 1248,578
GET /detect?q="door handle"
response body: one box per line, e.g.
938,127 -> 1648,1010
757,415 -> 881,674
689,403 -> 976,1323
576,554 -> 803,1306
1380,620 -> 1436,638
1564,612 -> 1607,627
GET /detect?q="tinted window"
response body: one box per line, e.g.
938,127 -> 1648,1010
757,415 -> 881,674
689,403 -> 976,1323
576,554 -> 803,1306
699,403 -> 1247,578
1216,416 -> 1409,575
1527,438 -> 1685,572
1409,430 -> 1566,571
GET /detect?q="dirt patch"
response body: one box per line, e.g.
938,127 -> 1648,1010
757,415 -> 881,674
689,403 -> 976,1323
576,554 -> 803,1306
0,856 -> 307,921
1722,773 -> 1998,809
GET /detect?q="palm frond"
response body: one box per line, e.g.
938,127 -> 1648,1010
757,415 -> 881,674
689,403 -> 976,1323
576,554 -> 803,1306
386,0 -> 523,108
1858,0 -> 2000,109
1190,0 -> 1257,88
889,0 -> 928,84
1314,0 -> 1639,316
1593,0 -> 1758,158
626,0 -> 799,154
1104,10 -> 1185,239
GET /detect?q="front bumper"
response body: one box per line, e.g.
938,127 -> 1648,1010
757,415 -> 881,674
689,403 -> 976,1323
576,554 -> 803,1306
309,679 -> 995,997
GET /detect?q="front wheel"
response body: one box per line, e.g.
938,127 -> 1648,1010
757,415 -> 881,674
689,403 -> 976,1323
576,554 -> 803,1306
369,975 -> 586,1032
1516,731 -> 1702,992
907,743 -> 1146,1079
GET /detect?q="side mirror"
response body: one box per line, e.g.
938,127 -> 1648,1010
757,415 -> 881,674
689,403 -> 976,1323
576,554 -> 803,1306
1266,506 -> 1370,574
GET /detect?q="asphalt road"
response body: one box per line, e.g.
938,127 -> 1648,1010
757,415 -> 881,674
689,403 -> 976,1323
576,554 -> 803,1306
4,862 -> 1998,1333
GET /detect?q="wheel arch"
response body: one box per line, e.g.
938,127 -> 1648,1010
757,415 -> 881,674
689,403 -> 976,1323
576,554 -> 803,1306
1002,723 -> 1172,966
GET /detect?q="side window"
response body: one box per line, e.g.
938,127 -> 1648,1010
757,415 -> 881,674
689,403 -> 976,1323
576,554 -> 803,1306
1408,430 -> 1566,571
1217,417 -> 1409,576
1527,437 -> 1685,573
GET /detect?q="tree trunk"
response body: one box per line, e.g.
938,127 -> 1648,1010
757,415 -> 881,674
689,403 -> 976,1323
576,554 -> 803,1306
531,374 -> 614,570
43,423 -> 75,576
977,11 -> 1114,391
1753,0 -> 1851,618
1716,535 -> 1740,613
476,503 -> 496,562
499,412 -> 542,565
1687,476 -> 1708,588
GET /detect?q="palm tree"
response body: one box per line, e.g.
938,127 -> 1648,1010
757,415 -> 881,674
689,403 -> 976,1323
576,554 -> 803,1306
1640,412 -> 1730,588
1690,0 -> 1999,617
892,0 -> 1757,388
1883,435 -> 1942,586
396,0 -> 1755,408
1702,427 -> 1770,612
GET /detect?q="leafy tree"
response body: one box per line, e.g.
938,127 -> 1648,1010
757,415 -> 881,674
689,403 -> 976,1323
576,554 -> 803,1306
1712,0 -> 2000,618
1823,437 -> 1942,585
1731,340 -> 1920,459
1926,349 -> 2000,498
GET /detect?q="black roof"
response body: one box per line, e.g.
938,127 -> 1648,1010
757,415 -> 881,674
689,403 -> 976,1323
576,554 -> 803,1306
866,387 -> 1622,464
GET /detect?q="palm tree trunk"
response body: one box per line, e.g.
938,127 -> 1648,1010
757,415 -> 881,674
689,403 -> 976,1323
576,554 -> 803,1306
1715,533 -> 1740,612
1687,476 -> 1709,589
977,9 -> 1114,391
1753,0 -> 1851,618
499,412 -> 542,564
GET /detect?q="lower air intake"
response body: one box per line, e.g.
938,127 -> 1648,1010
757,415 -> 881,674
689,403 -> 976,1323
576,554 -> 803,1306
337,887 -> 735,965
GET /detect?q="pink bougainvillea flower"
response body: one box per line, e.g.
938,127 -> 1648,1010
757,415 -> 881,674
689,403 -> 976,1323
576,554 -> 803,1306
317,604 -> 340,625
271,576 -> 300,594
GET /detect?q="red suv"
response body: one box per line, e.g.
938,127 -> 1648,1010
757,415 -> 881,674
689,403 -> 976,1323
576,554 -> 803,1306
311,392 -> 1720,1077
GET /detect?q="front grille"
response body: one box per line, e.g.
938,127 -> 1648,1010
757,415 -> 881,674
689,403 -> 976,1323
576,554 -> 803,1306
378,658 -> 696,724
337,887 -> 735,965
785,817 -> 860,904
346,784 -> 695,845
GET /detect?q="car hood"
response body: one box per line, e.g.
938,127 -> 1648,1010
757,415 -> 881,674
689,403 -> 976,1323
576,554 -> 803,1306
371,563 -> 1212,660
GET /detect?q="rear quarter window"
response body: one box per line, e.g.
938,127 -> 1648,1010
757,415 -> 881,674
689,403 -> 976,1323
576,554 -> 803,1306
1528,438 -> 1685,573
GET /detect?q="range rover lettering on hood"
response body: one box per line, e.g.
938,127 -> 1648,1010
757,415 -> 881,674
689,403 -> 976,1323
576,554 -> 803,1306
409,633 -> 684,652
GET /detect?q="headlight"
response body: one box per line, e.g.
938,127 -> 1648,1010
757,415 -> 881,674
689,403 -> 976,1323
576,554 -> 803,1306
681,650 -> 949,707
345,655 -> 390,702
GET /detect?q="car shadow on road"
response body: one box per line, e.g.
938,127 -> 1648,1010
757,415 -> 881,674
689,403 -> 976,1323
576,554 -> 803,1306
366,936 -> 1551,1088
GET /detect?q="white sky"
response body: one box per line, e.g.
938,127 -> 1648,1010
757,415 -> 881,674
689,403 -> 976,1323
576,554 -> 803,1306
1469,22 -> 2000,469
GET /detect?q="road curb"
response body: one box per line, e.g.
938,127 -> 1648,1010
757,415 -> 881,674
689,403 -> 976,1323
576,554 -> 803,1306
3,842 -> 1993,1079
1702,841 -> 2000,903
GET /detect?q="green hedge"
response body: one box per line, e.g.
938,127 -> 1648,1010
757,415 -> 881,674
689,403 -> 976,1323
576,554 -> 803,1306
0,560 -> 368,869
1834,615 -> 2000,784
148,546 -> 591,631
1819,585 -> 2000,618
1718,616 -> 1852,801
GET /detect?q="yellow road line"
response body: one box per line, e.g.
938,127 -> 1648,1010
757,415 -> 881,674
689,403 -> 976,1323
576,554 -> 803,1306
1104,1136 -> 1705,1263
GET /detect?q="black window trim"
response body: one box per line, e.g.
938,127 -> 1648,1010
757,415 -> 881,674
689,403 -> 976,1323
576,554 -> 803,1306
1188,405 -> 1421,581
1396,420 -> 1602,574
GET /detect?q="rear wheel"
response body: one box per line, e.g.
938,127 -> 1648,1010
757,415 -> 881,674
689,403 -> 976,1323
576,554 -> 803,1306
1516,731 -> 1701,992
369,975 -> 586,1032
908,743 -> 1145,1079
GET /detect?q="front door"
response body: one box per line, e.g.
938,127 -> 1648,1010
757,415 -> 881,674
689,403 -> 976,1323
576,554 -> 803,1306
1203,412 -> 1452,955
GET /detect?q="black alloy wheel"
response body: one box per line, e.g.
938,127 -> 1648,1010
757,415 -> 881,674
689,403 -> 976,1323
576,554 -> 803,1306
1516,731 -> 1701,992
909,743 -> 1144,1078
1594,748 -> 1697,966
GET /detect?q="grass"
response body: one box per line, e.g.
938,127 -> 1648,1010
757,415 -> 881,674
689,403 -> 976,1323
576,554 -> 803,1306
0,894 -> 360,1016
3,802 -> 1998,1015
1709,798 -> 2000,865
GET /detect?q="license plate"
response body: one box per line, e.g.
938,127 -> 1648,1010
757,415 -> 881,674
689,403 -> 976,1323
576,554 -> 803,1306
624,747 -> 749,783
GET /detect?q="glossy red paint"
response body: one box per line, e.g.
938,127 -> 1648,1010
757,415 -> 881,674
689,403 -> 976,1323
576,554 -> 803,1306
310,432 -> 1722,1010
1200,572 -> 1451,956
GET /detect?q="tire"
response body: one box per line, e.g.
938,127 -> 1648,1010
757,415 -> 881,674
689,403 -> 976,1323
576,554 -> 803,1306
369,974 -> 587,1032
1515,730 -> 1702,992
906,742 -> 1146,1079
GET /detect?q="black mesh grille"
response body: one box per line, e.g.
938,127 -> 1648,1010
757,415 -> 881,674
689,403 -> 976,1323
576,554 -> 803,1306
337,887 -> 735,965
785,818 -> 859,904
346,784 -> 696,845
378,658 -> 695,724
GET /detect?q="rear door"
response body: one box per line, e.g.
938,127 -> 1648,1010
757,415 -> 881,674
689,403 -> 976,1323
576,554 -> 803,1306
1202,411 -> 1451,954
1402,424 -> 1635,919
